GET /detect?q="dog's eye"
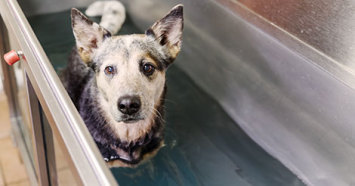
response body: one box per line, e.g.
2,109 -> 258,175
104,66 -> 115,75
142,64 -> 155,76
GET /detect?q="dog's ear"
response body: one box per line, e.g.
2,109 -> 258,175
71,8 -> 111,64
146,4 -> 183,64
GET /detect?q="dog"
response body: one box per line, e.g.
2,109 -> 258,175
61,4 -> 183,167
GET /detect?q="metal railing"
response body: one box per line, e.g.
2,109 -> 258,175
0,0 -> 117,185
1,0 -> 355,185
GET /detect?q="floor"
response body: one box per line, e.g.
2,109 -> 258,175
0,66 -> 76,186
0,93 -> 30,186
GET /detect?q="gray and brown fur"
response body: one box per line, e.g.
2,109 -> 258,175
61,5 -> 183,167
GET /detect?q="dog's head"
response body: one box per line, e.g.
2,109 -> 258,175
71,5 -> 183,142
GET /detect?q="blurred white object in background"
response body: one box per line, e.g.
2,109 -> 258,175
85,0 -> 126,35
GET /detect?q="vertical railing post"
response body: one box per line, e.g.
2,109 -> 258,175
25,74 -> 50,186
0,15 -> 39,186
26,74 -> 59,186
0,11 -> 19,138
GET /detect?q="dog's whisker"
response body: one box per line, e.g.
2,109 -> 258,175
65,4 -> 184,166
152,107 -> 163,119
151,107 -> 165,123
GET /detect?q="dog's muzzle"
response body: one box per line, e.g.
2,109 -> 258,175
117,95 -> 142,123
118,95 -> 141,115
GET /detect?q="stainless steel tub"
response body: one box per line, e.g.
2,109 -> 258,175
1,0 -> 354,185
121,1 -> 355,185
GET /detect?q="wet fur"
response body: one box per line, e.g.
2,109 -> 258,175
61,5 -> 183,166
61,47 -> 166,165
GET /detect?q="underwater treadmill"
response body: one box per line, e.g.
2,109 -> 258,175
1,0 -> 354,185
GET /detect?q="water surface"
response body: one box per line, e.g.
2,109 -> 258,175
28,9 -> 305,186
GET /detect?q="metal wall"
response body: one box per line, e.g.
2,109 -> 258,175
120,0 -> 355,186
18,0 -> 95,16
3,0 -> 355,185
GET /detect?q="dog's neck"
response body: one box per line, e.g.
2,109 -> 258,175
102,101 -> 159,143
79,78 -> 166,165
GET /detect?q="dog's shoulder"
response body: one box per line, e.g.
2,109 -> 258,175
60,47 -> 94,108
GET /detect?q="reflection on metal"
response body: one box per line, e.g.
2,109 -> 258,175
232,0 -> 355,71
121,0 -> 355,185
0,0 -> 117,185
217,0 -> 355,87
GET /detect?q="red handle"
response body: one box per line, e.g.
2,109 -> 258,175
4,50 -> 21,65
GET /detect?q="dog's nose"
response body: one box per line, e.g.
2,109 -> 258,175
118,96 -> 141,115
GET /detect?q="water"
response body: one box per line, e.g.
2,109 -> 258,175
28,9 -> 305,186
